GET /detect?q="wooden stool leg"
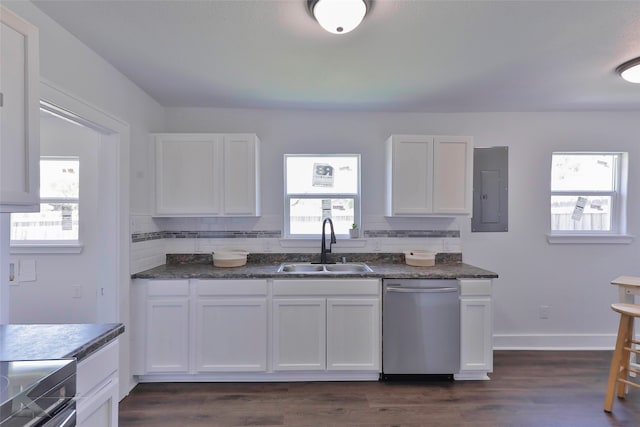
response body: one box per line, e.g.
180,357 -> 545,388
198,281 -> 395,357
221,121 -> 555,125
605,313 -> 632,412
618,315 -> 634,398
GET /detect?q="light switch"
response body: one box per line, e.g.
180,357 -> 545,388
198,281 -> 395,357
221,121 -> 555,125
9,263 -> 16,284
19,259 -> 37,282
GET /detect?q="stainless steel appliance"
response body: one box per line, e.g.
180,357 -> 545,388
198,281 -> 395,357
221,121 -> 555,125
382,279 -> 460,380
0,359 -> 76,426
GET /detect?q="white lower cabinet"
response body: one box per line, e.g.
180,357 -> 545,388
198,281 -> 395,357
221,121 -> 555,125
145,280 -> 190,373
326,299 -> 380,371
195,280 -> 268,372
132,278 -> 381,381
272,298 -> 326,371
77,339 -> 119,427
133,279 -> 269,378
456,279 -> 493,380
272,279 -> 381,374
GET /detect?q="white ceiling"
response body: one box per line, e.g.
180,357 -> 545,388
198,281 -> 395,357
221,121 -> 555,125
32,0 -> 640,112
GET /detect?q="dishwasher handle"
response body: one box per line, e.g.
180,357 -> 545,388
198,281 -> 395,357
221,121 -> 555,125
385,286 -> 458,293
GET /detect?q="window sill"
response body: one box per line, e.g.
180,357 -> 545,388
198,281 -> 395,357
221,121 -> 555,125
546,234 -> 634,244
10,242 -> 84,254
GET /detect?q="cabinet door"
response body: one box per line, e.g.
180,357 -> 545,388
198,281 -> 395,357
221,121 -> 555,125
386,135 -> 433,215
457,279 -> 493,380
432,136 -> 473,214
195,298 -> 267,372
0,7 -> 39,212
272,299 -> 326,371
222,134 -> 259,215
76,339 -> 119,427
459,297 -> 492,373
76,377 -> 118,427
326,298 -> 380,371
146,298 -> 190,372
155,134 -> 222,215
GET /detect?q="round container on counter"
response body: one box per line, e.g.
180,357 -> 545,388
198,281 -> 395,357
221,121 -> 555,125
403,250 -> 435,267
212,249 -> 249,268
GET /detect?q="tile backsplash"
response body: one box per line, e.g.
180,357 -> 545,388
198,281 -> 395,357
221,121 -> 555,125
129,214 -> 463,274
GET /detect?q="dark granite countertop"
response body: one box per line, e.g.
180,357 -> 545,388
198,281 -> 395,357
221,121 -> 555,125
0,323 -> 124,362
132,252 -> 498,280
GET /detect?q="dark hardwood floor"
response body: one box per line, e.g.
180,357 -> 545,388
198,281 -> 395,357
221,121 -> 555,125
119,351 -> 640,426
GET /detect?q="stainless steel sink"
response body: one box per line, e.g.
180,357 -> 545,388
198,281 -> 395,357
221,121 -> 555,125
278,264 -> 325,273
277,262 -> 373,274
324,263 -> 372,272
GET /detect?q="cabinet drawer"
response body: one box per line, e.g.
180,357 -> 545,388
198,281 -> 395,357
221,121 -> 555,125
77,339 -> 119,397
273,279 -> 380,296
147,280 -> 190,296
458,279 -> 492,296
196,279 -> 268,296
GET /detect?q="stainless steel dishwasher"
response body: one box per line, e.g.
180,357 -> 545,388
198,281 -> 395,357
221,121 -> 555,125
382,279 -> 460,380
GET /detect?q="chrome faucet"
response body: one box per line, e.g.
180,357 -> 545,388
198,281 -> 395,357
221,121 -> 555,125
320,217 -> 336,264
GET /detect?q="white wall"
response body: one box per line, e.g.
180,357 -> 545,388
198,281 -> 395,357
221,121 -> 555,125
159,107 -> 640,349
10,114 -> 101,323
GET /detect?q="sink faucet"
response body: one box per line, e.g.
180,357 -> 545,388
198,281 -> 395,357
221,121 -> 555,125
320,217 -> 337,264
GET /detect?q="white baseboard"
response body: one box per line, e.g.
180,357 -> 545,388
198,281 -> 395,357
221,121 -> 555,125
493,333 -> 619,350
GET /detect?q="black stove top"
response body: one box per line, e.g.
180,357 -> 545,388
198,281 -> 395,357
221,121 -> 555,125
0,359 -> 76,426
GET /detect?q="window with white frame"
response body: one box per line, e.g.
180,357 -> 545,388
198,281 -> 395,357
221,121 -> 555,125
11,157 -> 80,243
550,152 -> 626,234
284,154 -> 360,238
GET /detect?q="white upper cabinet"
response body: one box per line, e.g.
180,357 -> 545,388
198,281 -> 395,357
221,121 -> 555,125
432,136 -> 474,214
222,134 -> 260,215
385,135 -> 473,216
153,133 -> 260,216
0,7 -> 40,212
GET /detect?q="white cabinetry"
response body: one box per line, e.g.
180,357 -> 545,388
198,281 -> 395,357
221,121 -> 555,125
456,279 -> 493,380
272,298 -> 326,371
133,278 -> 380,381
76,339 -> 119,427
326,298 -> 380,370
132,279 -> 269,378
272,279 -> 380,374
145,280 -> 190,373
0,6 -> 39,212
194,280 -> 268,372
386,135 -> 473,216
153,133 -> 260,216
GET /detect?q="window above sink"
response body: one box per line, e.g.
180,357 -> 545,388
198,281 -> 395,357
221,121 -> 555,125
284,154 -> 361,239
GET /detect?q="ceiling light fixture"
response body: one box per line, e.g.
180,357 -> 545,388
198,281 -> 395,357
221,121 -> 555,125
616,57 -> 640,83
307,0 -> 369,35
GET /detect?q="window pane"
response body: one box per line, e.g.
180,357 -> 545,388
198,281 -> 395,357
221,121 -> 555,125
40,158 -> 79,199
550,195 -> 611,231
11,203 -> 79,241
286,156 -> 358,195
289,198 -> 354,235
551,154 -> 616,192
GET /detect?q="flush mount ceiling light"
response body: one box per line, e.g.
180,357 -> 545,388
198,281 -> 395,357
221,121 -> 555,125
616,57 -> 640,83
307,0 -> 369,34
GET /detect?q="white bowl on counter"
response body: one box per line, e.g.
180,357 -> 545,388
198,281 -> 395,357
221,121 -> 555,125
403,250 -> 435,267
212,249 -> 249,268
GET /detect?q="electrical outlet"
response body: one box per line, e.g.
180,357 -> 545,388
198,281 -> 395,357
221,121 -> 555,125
539,305 -> 551,319
72,285 -> 82,299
